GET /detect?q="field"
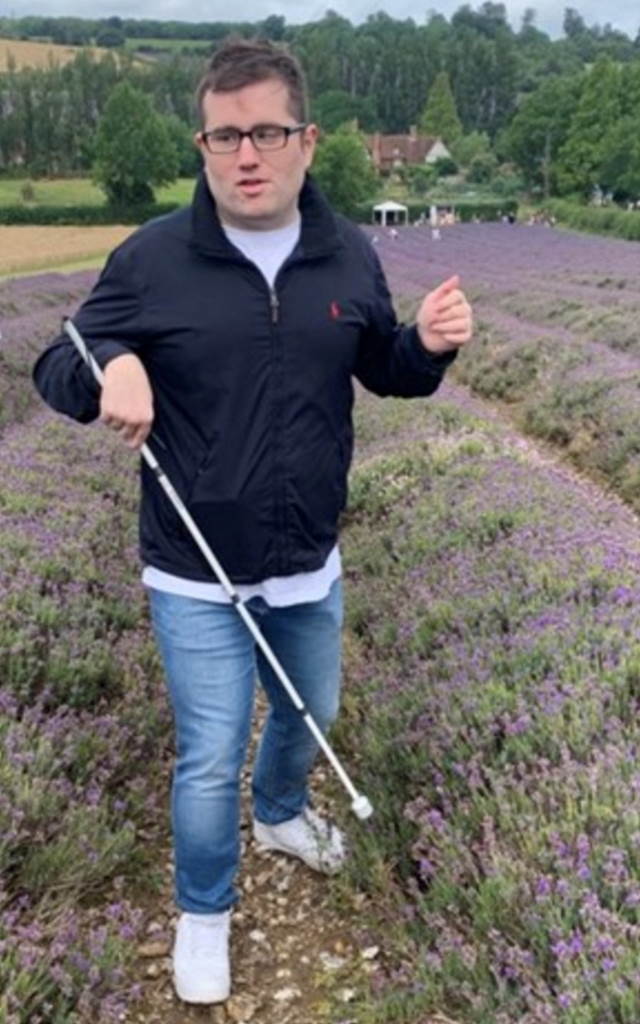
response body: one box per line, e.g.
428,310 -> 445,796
370,221 -> 640,509
0,36 -> 122,71
0,179 -> 195,277
0,225 -> 135,276
0,177 -> 195,207
2,224 -> 640,1022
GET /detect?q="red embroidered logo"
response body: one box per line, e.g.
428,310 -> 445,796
330,300 -> 341,320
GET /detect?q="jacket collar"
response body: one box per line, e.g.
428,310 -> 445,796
189,171 -> 343,260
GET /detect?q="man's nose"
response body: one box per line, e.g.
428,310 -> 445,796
237,134 -> 260,164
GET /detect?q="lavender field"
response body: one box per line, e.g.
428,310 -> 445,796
2,225 -> 640,1023
369,222 -> 640,509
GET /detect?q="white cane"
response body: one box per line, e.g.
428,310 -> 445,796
63,317 -> 373,820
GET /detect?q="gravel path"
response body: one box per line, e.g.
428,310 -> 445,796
126,689 -> 381,1024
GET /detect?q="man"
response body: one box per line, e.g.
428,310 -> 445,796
33,38 -> 472,1006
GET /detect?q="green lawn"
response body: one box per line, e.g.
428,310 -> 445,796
123,36 -> 209,52
0,177 -> 195,206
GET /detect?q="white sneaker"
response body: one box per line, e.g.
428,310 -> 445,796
173,910 -> 231,1004
253,807 -> 346,874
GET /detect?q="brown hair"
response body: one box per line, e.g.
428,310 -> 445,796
195,37 -> 308,127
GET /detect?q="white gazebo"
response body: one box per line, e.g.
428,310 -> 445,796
372,200 -> 409,227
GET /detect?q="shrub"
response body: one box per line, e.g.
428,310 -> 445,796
0,203 -> 178,225
545,199 -> 640,241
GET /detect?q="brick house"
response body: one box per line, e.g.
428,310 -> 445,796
364,126 -> 452,174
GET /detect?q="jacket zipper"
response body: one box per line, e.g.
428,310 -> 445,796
268,282 -> 286,570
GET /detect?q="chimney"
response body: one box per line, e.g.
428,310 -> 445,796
372,131 -> 381,171
409,124 -> 417,140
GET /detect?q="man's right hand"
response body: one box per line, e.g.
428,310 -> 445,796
100,353 -> 154,449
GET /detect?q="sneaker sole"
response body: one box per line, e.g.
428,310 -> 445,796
253,838 -> 344,874
174,975 -> 230,1004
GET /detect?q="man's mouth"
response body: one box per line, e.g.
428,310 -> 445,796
237,178 -> 267,194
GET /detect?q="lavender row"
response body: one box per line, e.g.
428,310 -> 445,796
341,384 -> 640,1022
0,409 -> 171,1021
370,224 -> 640,513
0,271 -> 97,434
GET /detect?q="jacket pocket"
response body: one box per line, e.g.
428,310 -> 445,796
181,431 -> 220,502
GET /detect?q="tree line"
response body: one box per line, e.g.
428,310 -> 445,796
0,4 -> 639,202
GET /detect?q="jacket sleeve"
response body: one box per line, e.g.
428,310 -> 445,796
32,242 -> 147,423
353,250 -> 456,398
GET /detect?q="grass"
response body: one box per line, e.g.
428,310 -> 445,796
0,177 -> 195,207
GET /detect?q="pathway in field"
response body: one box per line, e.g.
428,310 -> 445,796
126,700 -> 380,1024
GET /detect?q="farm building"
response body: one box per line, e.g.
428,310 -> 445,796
364,128 -> 452,175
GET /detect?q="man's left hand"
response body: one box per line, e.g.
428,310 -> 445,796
417,274 -> 473,355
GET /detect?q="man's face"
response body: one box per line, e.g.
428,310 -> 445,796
195,78 -> 317,231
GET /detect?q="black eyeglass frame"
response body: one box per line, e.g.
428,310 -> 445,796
199,123 -> 308,154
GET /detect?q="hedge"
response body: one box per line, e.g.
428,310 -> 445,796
1,196 -> 524,228
0,202 -> 179,225
354,197 -> 518,224
545,199 -> 640,241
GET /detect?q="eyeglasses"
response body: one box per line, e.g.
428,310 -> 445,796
200,123 -> 307,155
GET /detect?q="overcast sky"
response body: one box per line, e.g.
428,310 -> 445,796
3,0 -> 639,40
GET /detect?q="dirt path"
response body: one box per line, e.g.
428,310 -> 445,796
126,691 -> 383,1024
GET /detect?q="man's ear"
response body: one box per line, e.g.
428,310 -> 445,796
304,123 -> 319,165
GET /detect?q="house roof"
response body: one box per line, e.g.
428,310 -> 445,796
366,134 -> 442,165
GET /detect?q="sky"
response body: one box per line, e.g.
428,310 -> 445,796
2,0 -> 639,40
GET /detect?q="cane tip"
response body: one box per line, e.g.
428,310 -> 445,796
352,794 -> 374,820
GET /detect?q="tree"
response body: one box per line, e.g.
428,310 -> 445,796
598,116 -> 640,200
467,151 -> 498,182
504,74 -> 581,195
258,14 -> 286,40
95,27 -> 125,47
451,130 -> 492,168
404,163 -> 436,196
432,155 -> 458,177
94,81 -> 179,207
311,89 -> 378,133
563,8 -> 586,38
164,114 -> 201,176
556,58 -> 622,196
311,126 -> 378,218
419,70 -> 462,145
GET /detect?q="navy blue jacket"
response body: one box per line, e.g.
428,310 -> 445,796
33,174 -> 455,583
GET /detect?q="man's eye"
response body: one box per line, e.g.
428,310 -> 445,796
254,126 -> 281,141
211,130 -> 236,144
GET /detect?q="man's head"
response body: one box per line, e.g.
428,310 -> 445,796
194,38 -> 317,231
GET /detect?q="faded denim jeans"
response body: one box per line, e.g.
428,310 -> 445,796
147,580 -> 342,914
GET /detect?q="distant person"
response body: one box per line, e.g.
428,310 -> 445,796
33,36 -> 472,1007
430,203 -> 440,240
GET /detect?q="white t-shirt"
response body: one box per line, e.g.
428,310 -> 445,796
143,214 -> 341,605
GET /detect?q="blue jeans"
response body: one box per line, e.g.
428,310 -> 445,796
147,580 -> 343,914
